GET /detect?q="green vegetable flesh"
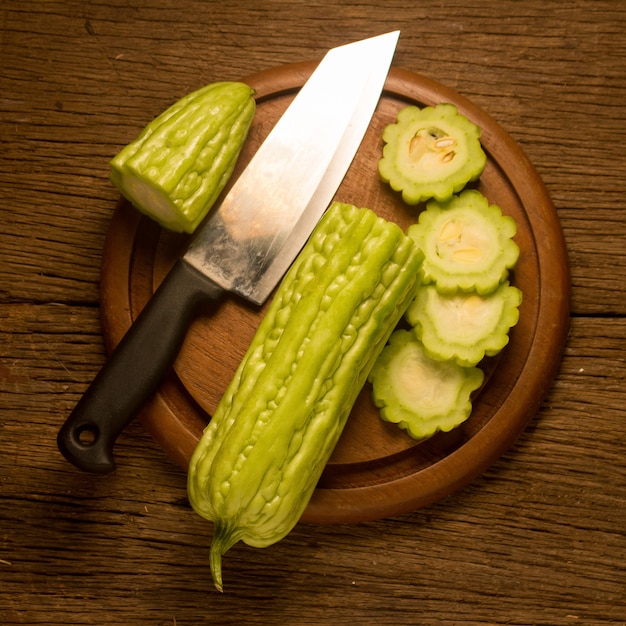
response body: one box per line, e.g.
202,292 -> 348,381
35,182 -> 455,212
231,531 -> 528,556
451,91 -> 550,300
110,81 -> 256,234
369,330 -> 484,440
407,281 -> 522,367
187,201 -> 423,592
378,103 -> 487,205
372,105 -> 522,441
408,189 -> 519,294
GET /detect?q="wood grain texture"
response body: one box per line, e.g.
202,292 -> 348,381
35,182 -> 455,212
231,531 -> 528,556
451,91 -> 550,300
1,0 -> 625,624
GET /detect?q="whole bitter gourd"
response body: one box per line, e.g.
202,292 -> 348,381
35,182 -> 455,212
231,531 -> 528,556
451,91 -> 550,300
188,201 -> 423,591
110,81 -> 256,234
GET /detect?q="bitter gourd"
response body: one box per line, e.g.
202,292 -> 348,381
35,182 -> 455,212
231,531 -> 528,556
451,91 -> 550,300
407,281 -> 522,367
369,329 -> 484,440
407,189 -> 519,294
378,103 -> 486,205
110,81 -> 256,234
188,201 -> 424,591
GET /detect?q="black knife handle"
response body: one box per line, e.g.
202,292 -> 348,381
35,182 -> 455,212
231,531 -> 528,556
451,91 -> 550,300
57,259 -> 223,473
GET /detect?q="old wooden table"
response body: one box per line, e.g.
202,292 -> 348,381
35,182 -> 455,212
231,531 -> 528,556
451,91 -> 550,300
1,1 -> 625,624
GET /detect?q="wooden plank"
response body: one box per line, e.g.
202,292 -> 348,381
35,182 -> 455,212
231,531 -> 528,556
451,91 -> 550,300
1,309 -> 624,622
1,1 -> 625,623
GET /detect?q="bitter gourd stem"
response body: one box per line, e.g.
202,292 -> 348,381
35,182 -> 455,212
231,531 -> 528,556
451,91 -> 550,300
209,521 -> 242,592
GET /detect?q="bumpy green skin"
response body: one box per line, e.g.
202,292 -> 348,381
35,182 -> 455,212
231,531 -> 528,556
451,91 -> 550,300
408,189 -> 519,294
188,202 -> 423,591
407,281 -> 523,367
368,330 -> 484,440
378,103 -> 486,205
110,81 -> 256,234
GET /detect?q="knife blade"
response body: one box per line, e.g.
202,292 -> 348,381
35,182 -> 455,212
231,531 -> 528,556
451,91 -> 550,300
57,31 -> 400,473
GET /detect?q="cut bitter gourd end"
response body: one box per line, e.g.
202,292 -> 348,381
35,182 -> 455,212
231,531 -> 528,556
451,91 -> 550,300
116,171 -> 189,233
110,81 -> 256,234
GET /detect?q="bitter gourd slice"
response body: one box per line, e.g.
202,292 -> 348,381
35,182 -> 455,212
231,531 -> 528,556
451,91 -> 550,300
110,81 -> 255,234
378,103 -> 486,204
187,201 -> 423,592
407,281 -> 522,367
369,330 -> 484,440
407,189 -> 519,294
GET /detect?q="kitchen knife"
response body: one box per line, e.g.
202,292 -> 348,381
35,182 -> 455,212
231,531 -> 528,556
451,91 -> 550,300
57,31 -> 400,473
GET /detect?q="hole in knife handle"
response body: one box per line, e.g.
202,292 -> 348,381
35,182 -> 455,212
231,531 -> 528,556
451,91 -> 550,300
76,424 -> 98,447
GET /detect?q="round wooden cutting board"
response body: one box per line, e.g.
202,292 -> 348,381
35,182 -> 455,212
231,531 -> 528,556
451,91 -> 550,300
99,63 -> 570,524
